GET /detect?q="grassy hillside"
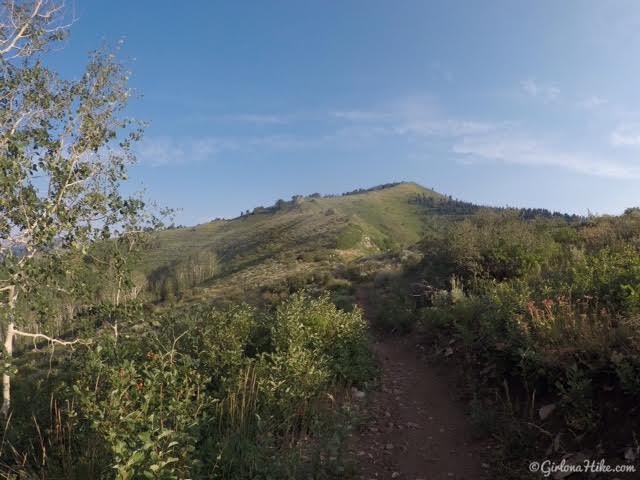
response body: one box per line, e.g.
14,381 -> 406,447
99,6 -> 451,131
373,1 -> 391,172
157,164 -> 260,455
138,182 -> 445,303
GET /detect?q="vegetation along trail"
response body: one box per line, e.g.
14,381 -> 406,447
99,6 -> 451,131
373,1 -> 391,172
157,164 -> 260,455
352,288 -> 483,480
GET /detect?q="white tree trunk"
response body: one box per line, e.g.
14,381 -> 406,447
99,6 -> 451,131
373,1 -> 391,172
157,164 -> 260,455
1,322 -> 14,417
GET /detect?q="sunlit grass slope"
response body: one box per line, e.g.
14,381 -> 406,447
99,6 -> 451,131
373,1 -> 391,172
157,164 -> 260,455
137,182 -> 444,302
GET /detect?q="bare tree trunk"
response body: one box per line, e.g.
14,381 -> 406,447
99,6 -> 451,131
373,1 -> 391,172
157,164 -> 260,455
1,286 -> 16,418
1,322 -> 14,417
0,286 -> 80,417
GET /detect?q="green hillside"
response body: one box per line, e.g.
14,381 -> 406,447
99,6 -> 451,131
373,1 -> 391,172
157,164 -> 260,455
138,182 -> 444,303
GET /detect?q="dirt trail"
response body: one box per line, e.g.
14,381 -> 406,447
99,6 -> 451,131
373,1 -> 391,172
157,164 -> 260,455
351,289 -> 484,480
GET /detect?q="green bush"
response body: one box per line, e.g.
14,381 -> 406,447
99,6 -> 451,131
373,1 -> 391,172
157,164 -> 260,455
409,210 -> 640,472
76,350 -> 212,480
3,294 -> 374,479
273,293 -> 373,386
335,224 -> 363,250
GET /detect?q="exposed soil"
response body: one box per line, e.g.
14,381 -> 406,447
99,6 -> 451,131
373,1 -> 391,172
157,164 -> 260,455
351,289 -> 485,480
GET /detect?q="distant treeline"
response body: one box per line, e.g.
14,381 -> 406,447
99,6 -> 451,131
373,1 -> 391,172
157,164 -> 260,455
238,183 -> 408,218
241,195 -> 306,217
340,182 -> 405,196
409,193 -> 584,221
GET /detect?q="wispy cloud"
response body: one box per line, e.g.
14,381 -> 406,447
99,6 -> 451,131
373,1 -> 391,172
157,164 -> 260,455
393,119 -> 500,137
610,123 -> 640,147
332,110 -> 392,122
140,94 -> 640,181
136,133 -> 322,166
136,136 -> 238,166
332,98 -> 501,139
184,112 -> 291,126
330,118 -> 500,140
136,137 -> 188,166
520,79 -> 560,102
578,96 -> 607,109
220,113 -> 289,125
453,133 -> 640,179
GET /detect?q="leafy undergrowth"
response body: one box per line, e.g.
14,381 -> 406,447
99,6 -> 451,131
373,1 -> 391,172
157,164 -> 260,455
372,209 -> 640,479
2,293 -> 375,479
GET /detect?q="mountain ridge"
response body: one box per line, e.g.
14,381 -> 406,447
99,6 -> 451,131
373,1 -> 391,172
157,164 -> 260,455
138,181 -> 581,305
140,182 -> 441,302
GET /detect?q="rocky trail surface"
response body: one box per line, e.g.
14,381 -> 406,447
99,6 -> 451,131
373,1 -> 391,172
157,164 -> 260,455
350,290 -> 485,480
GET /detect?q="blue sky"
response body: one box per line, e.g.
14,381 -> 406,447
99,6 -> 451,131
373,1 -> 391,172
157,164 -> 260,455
51,1 -> 640,224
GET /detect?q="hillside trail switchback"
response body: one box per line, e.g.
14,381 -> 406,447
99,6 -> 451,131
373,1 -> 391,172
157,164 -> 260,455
351,288 -> 484,480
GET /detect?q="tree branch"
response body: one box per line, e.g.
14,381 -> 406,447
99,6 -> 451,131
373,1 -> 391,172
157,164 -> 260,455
11,327 -> 86,348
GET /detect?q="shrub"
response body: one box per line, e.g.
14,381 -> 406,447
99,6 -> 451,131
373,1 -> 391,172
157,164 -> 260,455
76,348 -> 212,480
273,293 -> 373,386
408,209 -> 640,472
335,224 -> 364,250
3,294 -> 374,479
